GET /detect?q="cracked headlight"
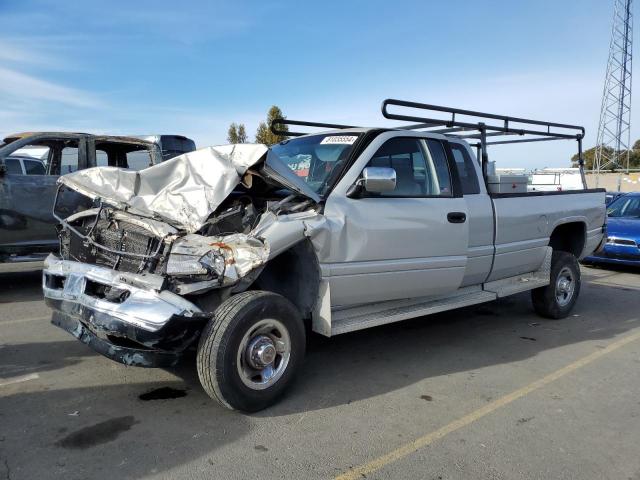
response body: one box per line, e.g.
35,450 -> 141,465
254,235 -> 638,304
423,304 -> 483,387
166,250 -> 226,277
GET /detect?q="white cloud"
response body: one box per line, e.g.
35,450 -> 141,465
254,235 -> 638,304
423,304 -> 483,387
0,39 -> 49,64
0,67 -> 103,109
0,29 -> 635,172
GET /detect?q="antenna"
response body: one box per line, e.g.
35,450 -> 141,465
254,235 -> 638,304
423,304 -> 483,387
595,0 -> 634,185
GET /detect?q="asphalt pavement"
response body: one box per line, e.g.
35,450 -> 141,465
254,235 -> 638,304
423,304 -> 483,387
1,265 -> 639,480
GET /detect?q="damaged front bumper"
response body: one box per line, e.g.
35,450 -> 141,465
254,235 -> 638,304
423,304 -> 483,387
43,254 -> 208,367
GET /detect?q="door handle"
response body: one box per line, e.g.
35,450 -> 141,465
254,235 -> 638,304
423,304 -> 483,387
447,212 -> 466,223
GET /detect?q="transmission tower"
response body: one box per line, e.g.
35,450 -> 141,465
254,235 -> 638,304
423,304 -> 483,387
595,0 -> 633,182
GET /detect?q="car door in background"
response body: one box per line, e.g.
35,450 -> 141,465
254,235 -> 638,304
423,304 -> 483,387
0,135 -> 87,261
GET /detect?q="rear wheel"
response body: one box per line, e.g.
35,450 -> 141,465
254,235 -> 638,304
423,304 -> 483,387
532,250 -> 581,319
196,291 -> 305,412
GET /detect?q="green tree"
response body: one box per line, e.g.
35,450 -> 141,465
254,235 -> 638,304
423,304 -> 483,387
571,143 -> 640,170
255,105 -> 288,146
628,148 -> 640,168
571,145 -> 599,169
227,122 -> 247,144
237,124 -> 247,143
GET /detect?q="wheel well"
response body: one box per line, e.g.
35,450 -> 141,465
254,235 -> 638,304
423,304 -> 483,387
548,222 -> 586,257
250,239 -> 320,320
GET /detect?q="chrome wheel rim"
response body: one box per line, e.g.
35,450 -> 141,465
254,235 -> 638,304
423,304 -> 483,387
555,267 -> 575,307
237,319 -> 291,390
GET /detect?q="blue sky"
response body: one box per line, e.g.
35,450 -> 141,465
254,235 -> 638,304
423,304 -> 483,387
0,0 -> 636,168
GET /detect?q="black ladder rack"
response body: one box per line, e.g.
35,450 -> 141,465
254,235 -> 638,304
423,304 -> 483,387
269,98 -> 587,184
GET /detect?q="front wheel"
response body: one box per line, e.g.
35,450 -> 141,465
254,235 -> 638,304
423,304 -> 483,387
197,291 -> 306,412
532,250 -> 581,319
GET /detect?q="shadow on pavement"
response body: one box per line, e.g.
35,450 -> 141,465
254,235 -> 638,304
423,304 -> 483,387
1,269 -> 638,479
0,340 -> 94,379
164,277 -> 640,418
0,270 -> 43,304
260,278 -> 640,416
580,261 -> 639,275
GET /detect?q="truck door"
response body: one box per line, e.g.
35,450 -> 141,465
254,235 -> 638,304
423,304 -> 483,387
0,136 -> 88,259
323,134 -> 469,307
447,141 -> 495,287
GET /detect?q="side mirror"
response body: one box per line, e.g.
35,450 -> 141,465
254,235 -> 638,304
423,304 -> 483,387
0,163 -> 6,177
362,166 -> 396,193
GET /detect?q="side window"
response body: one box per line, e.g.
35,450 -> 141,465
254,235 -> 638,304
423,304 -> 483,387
94,142 -> 124,167
24,159 -> 46,175
96,149 -> 109,167
425,139 -> 452,195
10,145 -> 52,173
126,149 -> 153,170
450,143 -> 480,195
61,146 -> 80,174
4,158 -> 23,174
366,137 -> 452,197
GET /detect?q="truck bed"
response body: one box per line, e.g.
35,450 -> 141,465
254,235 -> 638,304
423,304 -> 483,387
488,189 -> 606,282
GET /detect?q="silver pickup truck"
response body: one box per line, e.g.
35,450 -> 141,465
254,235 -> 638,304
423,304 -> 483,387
42,100 -> 606,411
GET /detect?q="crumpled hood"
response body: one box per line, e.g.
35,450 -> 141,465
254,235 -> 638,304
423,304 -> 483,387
58,144 -> 268,233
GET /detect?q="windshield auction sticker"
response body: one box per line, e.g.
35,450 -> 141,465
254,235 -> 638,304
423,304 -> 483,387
320,135 -> 358,145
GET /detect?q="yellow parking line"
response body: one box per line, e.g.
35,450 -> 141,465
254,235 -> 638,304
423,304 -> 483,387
335,328 -> 640,480
0,373 -> 39,387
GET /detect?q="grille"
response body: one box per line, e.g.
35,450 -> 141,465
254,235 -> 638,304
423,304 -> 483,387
64,218 -> 166,274
94,220 -> 162,273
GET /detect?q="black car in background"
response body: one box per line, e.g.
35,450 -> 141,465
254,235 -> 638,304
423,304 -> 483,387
0,132 -> 196,272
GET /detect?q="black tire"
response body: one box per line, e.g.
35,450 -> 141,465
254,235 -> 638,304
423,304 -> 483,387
532,251 -> 581,319
196,291 -> 305,412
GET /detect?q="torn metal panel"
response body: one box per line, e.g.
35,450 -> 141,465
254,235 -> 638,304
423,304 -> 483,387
44,254 -> 199,331
168,233 -> 270,285
66,208 -> 179,238
263,151 -> 321,203
252,210 -> 322,259
58,144 -> 268,233
300,215 -> 334,262
50,309 -> 207,368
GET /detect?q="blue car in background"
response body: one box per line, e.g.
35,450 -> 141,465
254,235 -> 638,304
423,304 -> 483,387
605,191 -> 626,205
584,192 -> 640,267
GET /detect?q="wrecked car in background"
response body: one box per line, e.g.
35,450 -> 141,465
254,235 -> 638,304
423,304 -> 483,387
0,132 -> 195,272
42,99 -> 606,412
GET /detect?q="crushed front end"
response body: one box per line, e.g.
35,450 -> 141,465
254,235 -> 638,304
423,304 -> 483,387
44,201 -> 269,367
43,254 -> 208,367
43,206 -> 212,367
42,144 -> 309,368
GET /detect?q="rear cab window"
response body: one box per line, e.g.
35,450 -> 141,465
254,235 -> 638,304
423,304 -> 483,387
449,143 -> 480,195
60,146 -> 80,174
24,159 -> 46,175
5,145 -> 53,175
126,149 -> 153,170
94,141 -> 154,170
158,136 -> 196,161
4,158 -> 23,174
1,137 -> 94,175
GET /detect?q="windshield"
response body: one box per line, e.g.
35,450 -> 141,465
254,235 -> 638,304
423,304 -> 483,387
270,133 -> 360,195
607,195 -> 640,218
